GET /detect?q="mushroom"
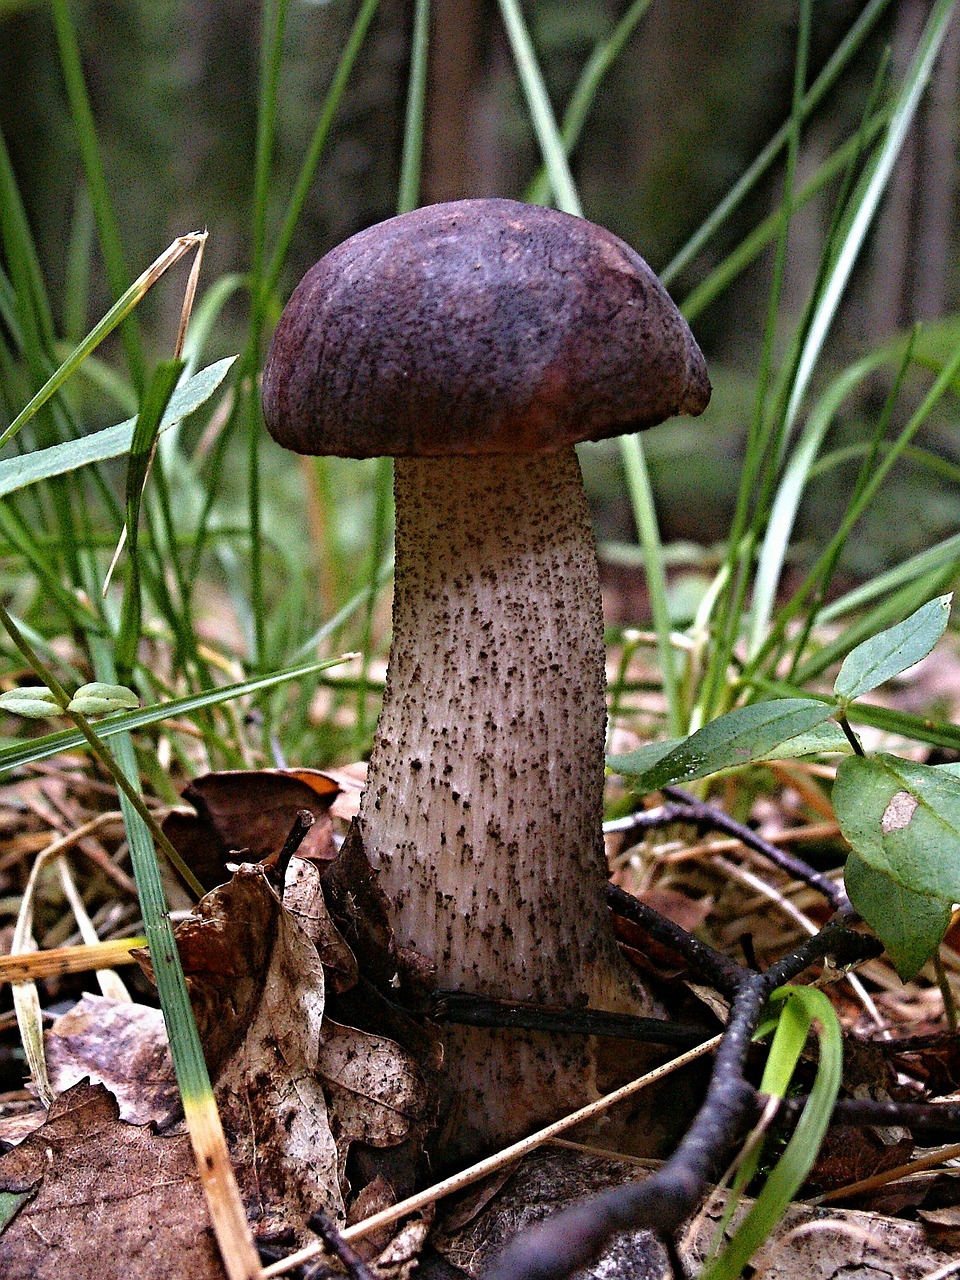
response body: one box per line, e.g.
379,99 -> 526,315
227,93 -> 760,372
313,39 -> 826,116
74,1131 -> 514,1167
262,198 -> 710,1162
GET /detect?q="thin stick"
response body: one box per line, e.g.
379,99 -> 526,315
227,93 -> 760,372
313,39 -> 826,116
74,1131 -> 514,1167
0,937 -> 145,985
260,1034 -> 723,1277
815,1140 -> 960,1204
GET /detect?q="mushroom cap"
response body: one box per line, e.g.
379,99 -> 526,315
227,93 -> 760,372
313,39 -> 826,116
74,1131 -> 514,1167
262,198 -> 710,457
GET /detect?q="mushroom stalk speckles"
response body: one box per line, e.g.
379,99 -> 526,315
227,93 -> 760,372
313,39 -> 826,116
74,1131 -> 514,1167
361,450 -> 632,1006
359,449 -> 651,1156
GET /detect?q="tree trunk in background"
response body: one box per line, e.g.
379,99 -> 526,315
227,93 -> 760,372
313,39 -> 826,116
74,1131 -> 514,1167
421,0 -> 485,202
915,6 -> 960,320
868,1 -> 960,338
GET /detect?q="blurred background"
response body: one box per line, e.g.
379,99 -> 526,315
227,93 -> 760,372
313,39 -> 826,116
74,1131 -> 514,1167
1,0 -> 958,600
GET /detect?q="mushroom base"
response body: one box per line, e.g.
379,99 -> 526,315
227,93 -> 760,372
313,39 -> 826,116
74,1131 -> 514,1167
359,449 -> 658,1160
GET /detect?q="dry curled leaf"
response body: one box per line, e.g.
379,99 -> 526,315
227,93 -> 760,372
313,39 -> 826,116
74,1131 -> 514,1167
284,856 -> 358,993
319,1018 -> 430,1154
211,869 -> 342,1241
163,864 -> 428,1242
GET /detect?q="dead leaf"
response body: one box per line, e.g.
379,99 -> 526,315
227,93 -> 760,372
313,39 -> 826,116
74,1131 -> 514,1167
162,768 -> 340,890
212,870 -> 342,1242
319,1019 -> 429,1152
433,1147 -> 667,1278
318,761 -> 367,823
169,864 -> 428,1242
373,1207 -> 433,1280
46,994 -> 179,1125
808,1124 -> 914,1197
434,1147 -> 960,1280
0,1081 -> 222,1280
148,865 -> 283,1070
321,821 -> 402,996
284,857 -> 358,993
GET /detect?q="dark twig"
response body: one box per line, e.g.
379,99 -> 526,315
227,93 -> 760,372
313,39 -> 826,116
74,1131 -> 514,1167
660,1231 -> 689,1280
481,905 -> 882,1280
431,990 -> 709,1047
777,1094 -> 960,1131
606,882 -> 744,998
306,1209 -> 378,1280
269,808 -> 316,890
608,787 -> 846,910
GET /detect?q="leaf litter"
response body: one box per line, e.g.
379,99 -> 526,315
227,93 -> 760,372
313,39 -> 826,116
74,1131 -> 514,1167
0,769 -> 436,1274
5,700 -> 960,1277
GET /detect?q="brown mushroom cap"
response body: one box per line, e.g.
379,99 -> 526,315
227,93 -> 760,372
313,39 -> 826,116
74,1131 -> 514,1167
262,198 -> 710,458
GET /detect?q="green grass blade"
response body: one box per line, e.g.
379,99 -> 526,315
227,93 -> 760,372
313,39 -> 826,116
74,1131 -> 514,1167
776,0 -> 955,450
496,0 -> 682,730
497,0 -> 581,215
525,0 -> 653,207
0,127 -> 57,362
793,568 -> 958,688
0,357 -> 236,498
398,0 -> 430,215
845,699 -> 960,753
251,0 -> 290,285
264,0 -> 382,296
620,435 -> 681,734
746,352 -> 888,662
681,108 -> 890,324
702,988 -> 843,1280
818,533 -> 960,624
115,360 -> 184,676
62,185 -> 95,343
50,0 -> 145,388
662,0 -> 897,287
0,656 -> 353,777
696,0 -> 812,723
0,235 -> 208,451
84,635 -> 260,1274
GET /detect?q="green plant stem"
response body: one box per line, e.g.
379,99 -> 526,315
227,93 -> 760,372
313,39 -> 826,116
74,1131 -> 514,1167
497,0 -> 580,213
696,0 -> 812,724
661,0 -> 897,287
836,712 -> 865,757
264,0 -> 382,297
398,0 -> 430,215
524,0 -> 654,207
498,0 -> 681,730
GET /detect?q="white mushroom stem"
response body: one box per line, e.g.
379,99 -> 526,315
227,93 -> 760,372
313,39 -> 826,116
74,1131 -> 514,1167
359,448 -> 654,1159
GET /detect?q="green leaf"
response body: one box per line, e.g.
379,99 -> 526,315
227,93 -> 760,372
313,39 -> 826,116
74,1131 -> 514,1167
0,1188 -> 32,1231
0,686 -> 61,719
844,851 -> 951,981
0,356 -> 236,499
608,699 -> 834,792
834,752 -> 960,902
756,719 -> 851,760
834,593 -> 952,699
605,737 -> 682,778
67,682 -> 140,716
